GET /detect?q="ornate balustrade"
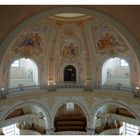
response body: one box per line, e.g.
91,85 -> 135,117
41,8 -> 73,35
20,129 -> 41,135
54,131 -> 87,135
0,114 -> 30,128
0,82 -> 139,101
99,125 -> 123,135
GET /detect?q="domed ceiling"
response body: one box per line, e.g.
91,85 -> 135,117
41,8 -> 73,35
0,7 -> 140,87
8,13 -> 129,62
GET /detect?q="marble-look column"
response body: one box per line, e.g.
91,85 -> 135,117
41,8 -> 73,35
46,128 -> 55,135
86,127 -> 95,135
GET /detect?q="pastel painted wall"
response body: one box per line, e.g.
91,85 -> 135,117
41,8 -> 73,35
0,15 -> 138,88
0,7 -> 140,135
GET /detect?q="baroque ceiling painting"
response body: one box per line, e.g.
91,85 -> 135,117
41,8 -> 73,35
62,25 -> 75,37
93,22 -> 128,55
64,28 -> 75,36
7,14 -> 131,63
11,25 -> 47,57
60,38 -> 80,61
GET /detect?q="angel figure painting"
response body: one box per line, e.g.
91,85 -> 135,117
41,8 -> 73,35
12,31 -> 44,57
93,22 -> 128,55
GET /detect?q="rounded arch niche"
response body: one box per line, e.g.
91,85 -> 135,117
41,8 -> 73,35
102,57 -> 130,87
92,101 -> 139,135
64,65 -> 76,82
9,58 -> 38,88
0,101 -> 51,134
54,103 -> 87,132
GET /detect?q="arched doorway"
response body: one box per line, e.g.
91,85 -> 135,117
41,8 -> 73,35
64,65 -> 76,82
93,103 -> 138,135
1,104 -> 47,135
102,57 -> 130,87
54,103 -> 87,133
10,58 -> 38,88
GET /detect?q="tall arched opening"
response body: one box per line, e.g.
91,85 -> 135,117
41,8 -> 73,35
1,104 -> 48,135
93,103 -> 139,135
10,58 -> 38,88
102,57 -> 130,87
54,102 -> 87,134
64,65 -> 76,82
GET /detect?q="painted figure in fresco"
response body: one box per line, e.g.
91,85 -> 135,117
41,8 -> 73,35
69,42 -> 77,56
13,32 -> 43,57
97,32 -> 112,49
97,32 -> 123,51
63,45 -> 70,57
61,40 -> 79,59
21,35 -> 33,56
32,33 -> 42,49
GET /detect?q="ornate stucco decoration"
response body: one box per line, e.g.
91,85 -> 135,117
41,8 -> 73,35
47,96 -> 55,108
64,28 -> 75,36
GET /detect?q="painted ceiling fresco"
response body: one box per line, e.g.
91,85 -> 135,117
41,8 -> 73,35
11,25 -> 47,57
60,38 -> 80,60
9,16 -> 129,59
92,22 -> 128,55
1,14 -> 133,85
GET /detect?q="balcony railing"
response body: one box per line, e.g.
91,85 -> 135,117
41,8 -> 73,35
0,82 -> 139,101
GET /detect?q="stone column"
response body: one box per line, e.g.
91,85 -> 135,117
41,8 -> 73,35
0,128 -> 4,135
46,128 -> 55,135
86,128 -> 95,135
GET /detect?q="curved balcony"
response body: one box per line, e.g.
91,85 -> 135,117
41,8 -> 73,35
20,129 -> 41,135
17,121 -> 46,135
54,131 -> 87,135
95,123 -> 123,135
99,125 -> 123,135
0,82 -> 139,101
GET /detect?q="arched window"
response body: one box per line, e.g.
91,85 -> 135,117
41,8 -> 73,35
10,58 -> 38,88
102,57 -> 130,87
